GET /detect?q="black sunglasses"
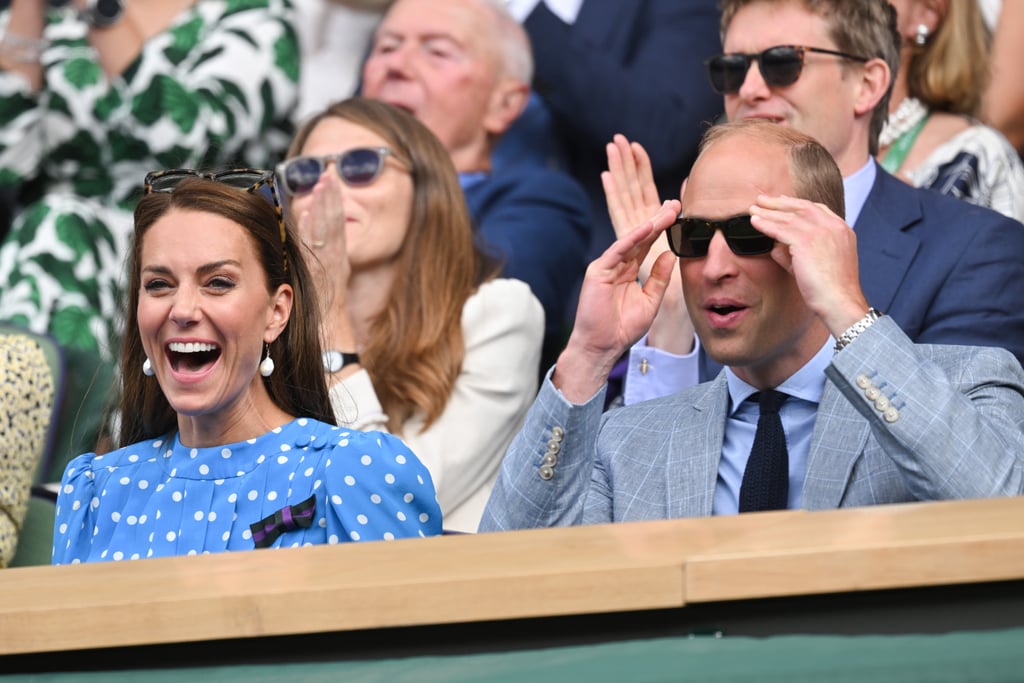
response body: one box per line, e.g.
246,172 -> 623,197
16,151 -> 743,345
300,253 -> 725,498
666,214 -> 775,258
143,168 -> 287,258
276,147 -> 397,196
704,45 -> 869,95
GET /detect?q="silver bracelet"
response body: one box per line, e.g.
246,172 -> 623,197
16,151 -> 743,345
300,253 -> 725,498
0,32 -> 49,64
834,307 -> 883,352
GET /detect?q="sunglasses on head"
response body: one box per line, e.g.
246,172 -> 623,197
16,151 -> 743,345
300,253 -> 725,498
666,214 -> 775,258
704,45 -> 869,95
143,167 -> 287,258
276,147 -> 397,196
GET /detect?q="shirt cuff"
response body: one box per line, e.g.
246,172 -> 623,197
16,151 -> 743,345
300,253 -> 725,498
623,333 -> 701,406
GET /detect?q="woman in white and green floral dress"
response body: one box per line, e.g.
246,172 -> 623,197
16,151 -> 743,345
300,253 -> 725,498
0,0 -> 300,361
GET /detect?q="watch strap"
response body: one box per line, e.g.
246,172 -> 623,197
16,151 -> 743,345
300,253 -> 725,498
834,308 -> 883,352
322,350 -> 360,374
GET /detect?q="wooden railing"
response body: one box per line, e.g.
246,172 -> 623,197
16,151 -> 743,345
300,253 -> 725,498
2,496 -> 1023,655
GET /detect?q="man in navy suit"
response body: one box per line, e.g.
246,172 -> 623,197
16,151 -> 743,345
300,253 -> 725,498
361,0 -> 590,370
480,121 -> 1024,531
619,0 -> 1024,404
502,0 -> 724,261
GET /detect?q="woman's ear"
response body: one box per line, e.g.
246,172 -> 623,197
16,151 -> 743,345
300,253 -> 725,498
899,0 -> 945,42
264,283 -> 294,343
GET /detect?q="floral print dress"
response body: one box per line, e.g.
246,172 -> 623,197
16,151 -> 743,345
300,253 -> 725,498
0,0 -> 300,359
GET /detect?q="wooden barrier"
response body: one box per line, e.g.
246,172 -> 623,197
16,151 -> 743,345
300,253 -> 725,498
2,496 -> 1024,657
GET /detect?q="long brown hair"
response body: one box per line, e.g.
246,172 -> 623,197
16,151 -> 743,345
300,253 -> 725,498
287,97 -> 499,433
119,177 -> 334,447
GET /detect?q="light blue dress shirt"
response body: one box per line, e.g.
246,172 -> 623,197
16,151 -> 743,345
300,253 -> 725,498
459,171 -> 488,191
713,339 -> 832,514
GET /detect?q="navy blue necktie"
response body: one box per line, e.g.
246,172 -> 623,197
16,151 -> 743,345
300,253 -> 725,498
739,390 -> 789,512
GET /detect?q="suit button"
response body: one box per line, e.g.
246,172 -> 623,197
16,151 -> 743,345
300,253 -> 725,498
551,426 -> 565,440
546,440 -> 561,455
538,465 -> 555,480
856,374 -> 871,389
883,407 -> 900,423
865,386 -> 880,400
875,396 -> 890,411
542,453 -> 558,467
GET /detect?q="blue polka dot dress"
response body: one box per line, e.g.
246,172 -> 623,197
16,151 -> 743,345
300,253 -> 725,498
52,418 -> 442,564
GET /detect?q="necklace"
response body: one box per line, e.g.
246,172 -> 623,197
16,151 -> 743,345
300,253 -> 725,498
879,97 -> 929,148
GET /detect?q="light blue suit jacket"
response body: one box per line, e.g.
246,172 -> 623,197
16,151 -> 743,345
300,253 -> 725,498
480,318 -> 1024,531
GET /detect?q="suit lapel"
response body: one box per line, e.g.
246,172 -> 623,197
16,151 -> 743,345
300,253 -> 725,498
666,376 -> 729,519
802,382 -> 871,509
854,167 -> 924,313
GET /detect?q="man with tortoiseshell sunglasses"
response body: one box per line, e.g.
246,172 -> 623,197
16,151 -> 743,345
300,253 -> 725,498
617,0 -> 1024,405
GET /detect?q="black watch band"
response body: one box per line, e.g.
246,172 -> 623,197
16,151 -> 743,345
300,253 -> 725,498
322,350 -> 360,374
81,0 -> 126,28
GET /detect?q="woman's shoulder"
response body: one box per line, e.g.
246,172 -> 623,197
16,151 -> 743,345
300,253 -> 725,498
311,422 -> 432,485
460,279 -> 545,348
466,278 -> 544,321
927,117 -> 1018,160
296,418 -> 411,454
59,437 -> 168,495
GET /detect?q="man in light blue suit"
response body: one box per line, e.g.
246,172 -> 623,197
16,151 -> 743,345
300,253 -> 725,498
619,0 -> 1024,403
479,121 -> 1024,531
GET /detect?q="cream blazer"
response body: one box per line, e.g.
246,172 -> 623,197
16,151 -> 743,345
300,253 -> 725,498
330,278 -> 544,532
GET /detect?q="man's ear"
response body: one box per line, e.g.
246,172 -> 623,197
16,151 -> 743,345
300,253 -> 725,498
483,79 -> 529,136
264,283 -> 294,344
853,57 -> 890,118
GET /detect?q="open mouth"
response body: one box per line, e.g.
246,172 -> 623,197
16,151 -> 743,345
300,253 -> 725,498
166,341 -> 221,373
743,113 -> 784,124
705,302 -> 749,328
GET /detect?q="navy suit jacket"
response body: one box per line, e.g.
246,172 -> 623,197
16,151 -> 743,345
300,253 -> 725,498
463,165 -> 591,370
503,0 -> 724,261
700,165 -> 1024,379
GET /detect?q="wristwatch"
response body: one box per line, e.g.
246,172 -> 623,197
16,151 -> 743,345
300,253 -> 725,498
322,350 -> 360,374
834,308 -> 883,352
81,0 -> 125,28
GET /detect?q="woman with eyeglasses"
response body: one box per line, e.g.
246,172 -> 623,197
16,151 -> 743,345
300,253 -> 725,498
878,0 -> 1024,221
51,172 -> 441,563
0,0 -> 300,462
279,97 -> 544,533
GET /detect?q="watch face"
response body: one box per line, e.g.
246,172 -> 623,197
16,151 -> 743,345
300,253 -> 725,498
86,0 -> 124,26
96,0 -> 123,17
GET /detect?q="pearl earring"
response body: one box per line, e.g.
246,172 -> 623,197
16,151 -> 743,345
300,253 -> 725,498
259,344 -> 275,378
915,23 -> 929,46
143,358 -> 154,376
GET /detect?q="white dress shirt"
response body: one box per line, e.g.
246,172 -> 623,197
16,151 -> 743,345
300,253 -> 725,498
505,0 -> 584,24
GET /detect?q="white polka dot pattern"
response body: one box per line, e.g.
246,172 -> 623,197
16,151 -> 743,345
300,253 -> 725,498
52,419 -> 442,564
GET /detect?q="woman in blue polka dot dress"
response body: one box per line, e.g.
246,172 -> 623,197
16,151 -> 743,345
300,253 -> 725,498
52,172 -> 442,564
